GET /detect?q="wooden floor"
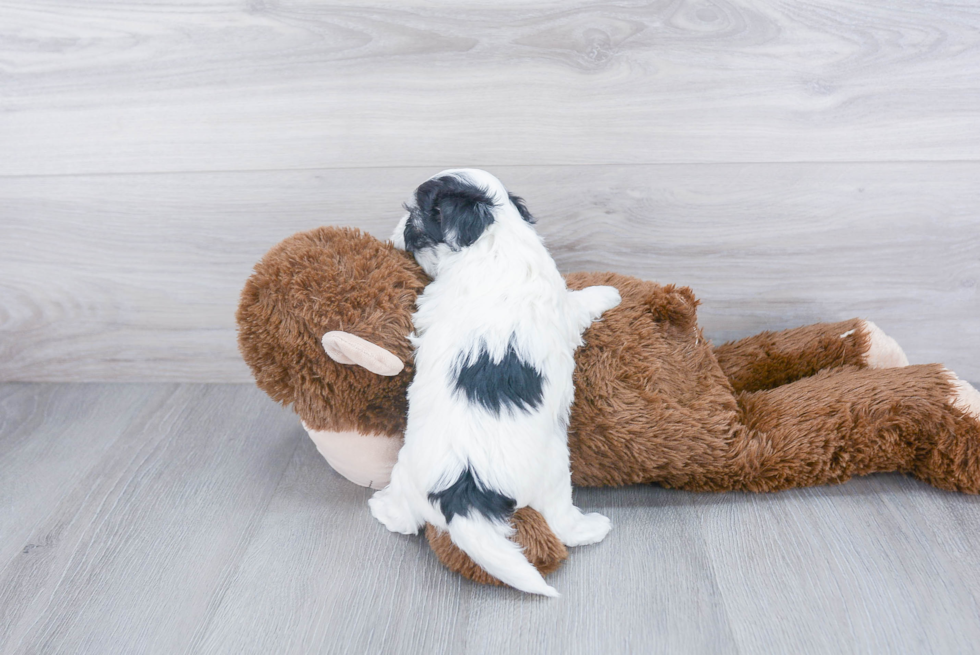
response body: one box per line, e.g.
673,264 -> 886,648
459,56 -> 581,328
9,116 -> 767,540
3,382 -> 980,655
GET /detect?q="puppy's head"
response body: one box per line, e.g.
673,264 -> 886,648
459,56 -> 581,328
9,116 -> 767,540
392,169 -> 535,275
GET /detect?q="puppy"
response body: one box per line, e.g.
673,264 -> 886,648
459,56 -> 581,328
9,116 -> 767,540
368,169 -> 621,596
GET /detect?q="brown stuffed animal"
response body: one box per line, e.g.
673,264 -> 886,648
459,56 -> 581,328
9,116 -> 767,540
237,226 -> 980,587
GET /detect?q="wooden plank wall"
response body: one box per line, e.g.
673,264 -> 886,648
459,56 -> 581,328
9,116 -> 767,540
1,0 -> 978,381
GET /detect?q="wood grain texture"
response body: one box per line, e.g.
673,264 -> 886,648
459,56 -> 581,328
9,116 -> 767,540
2,0 -> 980,175
698,478 -> 980,653
3,383 -> 980,654
0,384 -> 300,654
0,384 -> 161,568
1,163 -> 977,382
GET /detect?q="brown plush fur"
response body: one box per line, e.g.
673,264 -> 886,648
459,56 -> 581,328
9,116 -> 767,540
713,319 -> 871,393
237,227 -> 980,587
563,272 -> 740,489
727,363 -> 980,494
237,227 -> 428,436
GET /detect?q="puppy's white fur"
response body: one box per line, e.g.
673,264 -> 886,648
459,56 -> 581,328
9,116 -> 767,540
370,169 -> 621,597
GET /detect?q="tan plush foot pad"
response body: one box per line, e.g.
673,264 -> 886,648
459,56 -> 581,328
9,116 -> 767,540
951,376 -> 980,420
858,320 -> 910,369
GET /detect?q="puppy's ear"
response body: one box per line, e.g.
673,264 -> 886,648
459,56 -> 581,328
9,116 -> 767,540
508,193 -> 536,224
439,189 -> 495,249
418,176 -> 495,250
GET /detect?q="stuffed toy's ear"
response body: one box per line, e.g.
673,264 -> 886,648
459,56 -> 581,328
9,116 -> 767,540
322,331 -> 404,376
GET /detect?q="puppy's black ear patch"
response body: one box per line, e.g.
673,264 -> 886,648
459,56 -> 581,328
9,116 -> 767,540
429,467 -> 516,524
508,193 -> 535,224
416,175 -> 495,250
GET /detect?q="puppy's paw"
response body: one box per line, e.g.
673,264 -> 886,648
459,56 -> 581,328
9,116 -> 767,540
588,285 -> 622,316
573,285 -> 622,321
369,489 -> 422,535
561,512 -> 612,547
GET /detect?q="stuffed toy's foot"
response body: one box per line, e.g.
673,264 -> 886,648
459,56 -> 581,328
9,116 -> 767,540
951,375 -> 980,419
914,370 -> 980,493
860,320 -> 909,369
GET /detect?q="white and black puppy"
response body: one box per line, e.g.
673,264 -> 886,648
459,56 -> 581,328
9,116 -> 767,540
369,169 -> 621,597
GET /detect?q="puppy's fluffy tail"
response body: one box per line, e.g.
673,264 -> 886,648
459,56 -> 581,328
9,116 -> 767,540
448,514 -> 559,597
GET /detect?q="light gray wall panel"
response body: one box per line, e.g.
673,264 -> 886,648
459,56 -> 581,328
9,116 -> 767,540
2,0 -> 980,175
1,0 -> 977,381
1,163 -> 977,381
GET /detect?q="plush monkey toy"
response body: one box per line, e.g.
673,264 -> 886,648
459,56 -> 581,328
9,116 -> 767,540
237,226 -> 980,586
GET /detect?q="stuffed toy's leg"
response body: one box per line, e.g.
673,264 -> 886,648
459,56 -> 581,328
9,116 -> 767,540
728,363 -> 980,493
430,364 -> 980,585
714,319 -> 909,393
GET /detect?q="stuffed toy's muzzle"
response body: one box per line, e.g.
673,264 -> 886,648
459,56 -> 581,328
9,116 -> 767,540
306,331 -> 406,489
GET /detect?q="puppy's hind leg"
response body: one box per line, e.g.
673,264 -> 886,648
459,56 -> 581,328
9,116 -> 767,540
542,503 -> 611,548
534,469 -> 611,548
369,469 -> 425,535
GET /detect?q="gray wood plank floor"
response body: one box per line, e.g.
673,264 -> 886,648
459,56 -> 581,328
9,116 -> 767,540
3,383 -> 980,655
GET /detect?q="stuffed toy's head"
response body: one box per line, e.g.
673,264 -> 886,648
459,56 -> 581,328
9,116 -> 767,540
236,226 -> 429,488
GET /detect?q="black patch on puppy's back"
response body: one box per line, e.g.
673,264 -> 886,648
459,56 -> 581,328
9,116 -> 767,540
408,175 -> 496,252
454,342 -> 544,415
429,467 -> 516,524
